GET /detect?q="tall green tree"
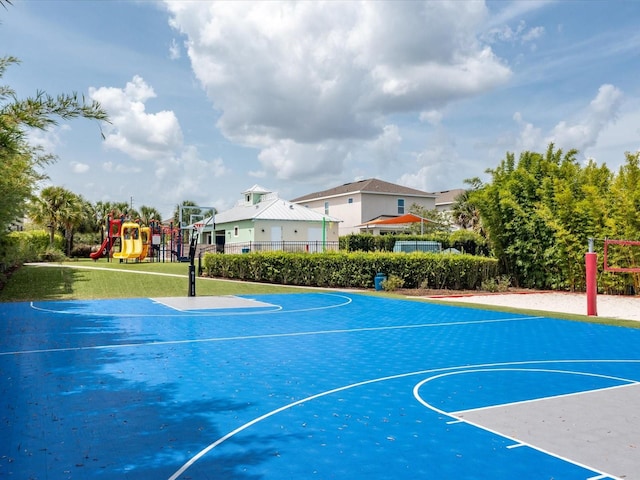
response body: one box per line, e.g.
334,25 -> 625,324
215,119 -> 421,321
471,143 -> 640,292
472,144 -> 581,288
451,177 -> 483,232
0,54 -> 107,265
407,204 -> 451,234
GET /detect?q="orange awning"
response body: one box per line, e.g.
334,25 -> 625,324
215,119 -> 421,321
360,213 -> 430,226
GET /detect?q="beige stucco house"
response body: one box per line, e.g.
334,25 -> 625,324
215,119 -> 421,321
291,178 -> 437,235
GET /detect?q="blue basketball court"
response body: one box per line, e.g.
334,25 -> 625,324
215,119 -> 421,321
2,292 -> 639,479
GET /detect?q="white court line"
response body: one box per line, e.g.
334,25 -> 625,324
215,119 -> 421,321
25,262 -> 191,278
168,359 -> 640,480
452,380 -> 640,417
413,367 -> 636,480
28,292 -> 353,317
0,315 -> 536,357
413,368 -> 639,416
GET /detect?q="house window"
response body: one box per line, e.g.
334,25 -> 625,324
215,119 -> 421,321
234,226 -> 239,237
398,198 -> 405,214
324,201 -> 329,215
348,198 -> 353,204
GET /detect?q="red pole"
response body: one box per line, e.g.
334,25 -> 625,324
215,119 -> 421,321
586,251 -> 598,316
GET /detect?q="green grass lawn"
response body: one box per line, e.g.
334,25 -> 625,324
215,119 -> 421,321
0,260 -> 309,302
2,259 -> 637,331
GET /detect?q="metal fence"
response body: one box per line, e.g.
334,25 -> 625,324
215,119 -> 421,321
197,241 -> 340,256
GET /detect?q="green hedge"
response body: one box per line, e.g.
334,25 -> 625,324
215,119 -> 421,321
339,231 -> 489,255
203,251 -> 498,290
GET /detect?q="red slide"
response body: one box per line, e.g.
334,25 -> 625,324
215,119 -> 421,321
90,237 -> 114,260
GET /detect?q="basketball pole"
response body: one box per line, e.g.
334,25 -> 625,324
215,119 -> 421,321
188,226 -> 199,297
586,238 -> 597,316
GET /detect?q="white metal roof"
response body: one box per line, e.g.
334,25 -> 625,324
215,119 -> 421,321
242,184 -> 272,195
214,197 -> 340,225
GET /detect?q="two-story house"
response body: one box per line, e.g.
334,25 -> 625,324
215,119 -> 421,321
291,178 -> 436,235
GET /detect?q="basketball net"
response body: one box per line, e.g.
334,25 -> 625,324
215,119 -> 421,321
193,223 -> 205,242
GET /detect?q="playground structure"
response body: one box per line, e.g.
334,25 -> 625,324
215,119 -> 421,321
112,222 -> 150,260
90,214 -> 189,262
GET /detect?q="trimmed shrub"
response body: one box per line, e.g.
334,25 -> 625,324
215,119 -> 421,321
338,232 -> 488,255
449,230 -> 489,256
203,251 -> 498,290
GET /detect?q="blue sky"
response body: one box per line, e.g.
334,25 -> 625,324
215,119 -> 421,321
2,1 -> 639,219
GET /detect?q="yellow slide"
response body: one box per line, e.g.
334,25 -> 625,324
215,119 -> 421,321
138,227 -> 151,261
113,222 -> 144,260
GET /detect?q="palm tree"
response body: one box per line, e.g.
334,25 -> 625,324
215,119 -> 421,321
139,205 -> 162,226
173,200 -> 199,227
59,193 -> 85,256
29,186 -> 87,254
94,201 -> 115,243
452,178 -> 483,232
29,186 -> 68,246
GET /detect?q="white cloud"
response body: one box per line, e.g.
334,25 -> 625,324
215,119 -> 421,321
169,38 -> 181,60
397,130 -> 463,192
27,125 -> 70,153
70,161 -> 89,174
89,75 -> 183,161
102,161 -> 142,174
513,111 -> 543,150
256,139 -> 350,182
482,20 -> 545,44
89,76 -> 230,210
420,110 -> 443,126
368,125 -> 402,171
165,1 -> 511,183
522,26 -> 545,43
546,84 -> 623,152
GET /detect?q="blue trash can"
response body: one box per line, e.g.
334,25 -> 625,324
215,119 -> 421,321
374,272 -> 387,291
241,248 -> 250,254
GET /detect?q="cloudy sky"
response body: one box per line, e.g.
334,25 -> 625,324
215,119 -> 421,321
2,1 -> 639,218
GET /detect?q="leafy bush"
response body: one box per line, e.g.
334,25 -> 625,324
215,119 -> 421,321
338,232 -> 488,255
480,275 -> 511,292
0,230 -> 65,286
4,230 -> 64,263
449,230 -> 489,256
203,251 -> 498,290
39,246 -> 67,262
382,274 -> 405,291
